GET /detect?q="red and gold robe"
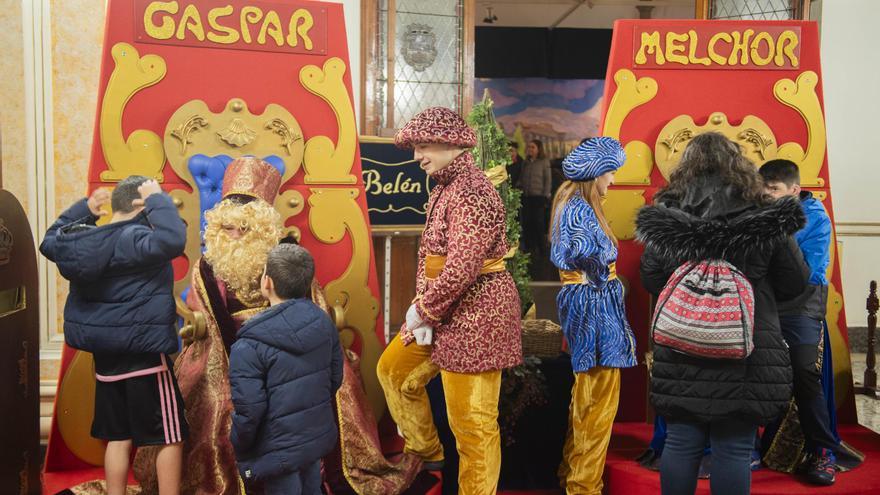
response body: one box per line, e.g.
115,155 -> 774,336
133,258 -> 422,494
405,152 -> 522,373
134,258 -> 253,494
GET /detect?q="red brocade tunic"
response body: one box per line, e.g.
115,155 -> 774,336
403,152 -> 522,373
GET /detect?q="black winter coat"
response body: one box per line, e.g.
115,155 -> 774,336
229,298 -> 343,481
636,177 -> 809,425
39,194 -> 186,355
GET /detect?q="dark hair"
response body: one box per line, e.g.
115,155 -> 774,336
265,244 -> 315,300
658,132 -> 766,204
508,140 -> 518,149
759,158 -> 800,187
111,175 -> 149,213
529,139 -> 546,159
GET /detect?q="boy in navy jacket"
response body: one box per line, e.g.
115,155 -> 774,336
229,244 -> 343,494
40,177 -> 187,495
762,159 -> 838,485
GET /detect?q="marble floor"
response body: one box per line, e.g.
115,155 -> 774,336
850,352 -> 880,433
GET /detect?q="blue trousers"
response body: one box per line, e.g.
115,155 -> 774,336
262,460 -> 321,495
661,420 -> 757,495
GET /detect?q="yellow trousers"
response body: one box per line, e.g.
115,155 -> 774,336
558,367 -> 621,495
377,334 -> 502,495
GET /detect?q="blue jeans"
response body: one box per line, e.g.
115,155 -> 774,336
661,420 -> 757,495
262,460 -> 321,495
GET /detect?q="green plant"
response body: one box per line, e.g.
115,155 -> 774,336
467,89 -> 534,316
498,356 -> 548,446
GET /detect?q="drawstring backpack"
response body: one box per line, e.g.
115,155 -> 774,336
651,260 -> 755,359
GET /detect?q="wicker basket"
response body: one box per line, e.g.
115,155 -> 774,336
521,319 -> 563,358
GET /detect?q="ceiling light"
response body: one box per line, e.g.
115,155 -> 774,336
483,6 -> 498,24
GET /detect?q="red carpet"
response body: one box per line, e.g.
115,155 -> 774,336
605,422 -> 880,495
42,423 -> 879,494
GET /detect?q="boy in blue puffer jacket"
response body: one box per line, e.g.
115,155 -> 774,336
40,177 -> 188,495
229,243 -> 343,494
761,159 -> 839,486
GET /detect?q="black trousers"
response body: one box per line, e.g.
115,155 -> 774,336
779,315 -> 838,453
522,196 -> 547,256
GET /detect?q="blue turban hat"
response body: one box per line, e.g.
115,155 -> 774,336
562,137 -> 626,181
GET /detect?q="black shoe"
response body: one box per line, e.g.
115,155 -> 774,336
422,459 -> 445,471
806,449 -> 836,486
635,448 -> 661,471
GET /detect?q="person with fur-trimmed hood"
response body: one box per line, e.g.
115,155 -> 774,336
635,132 -> 809,495
376,107 -> 522,495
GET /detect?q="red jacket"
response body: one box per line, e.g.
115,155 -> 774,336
403,152 -> 522,373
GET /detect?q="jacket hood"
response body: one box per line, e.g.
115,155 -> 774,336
53,214 -> 146,283
237,298 -> 331,355
636,193 -> 805,262
800,190 -> 825,216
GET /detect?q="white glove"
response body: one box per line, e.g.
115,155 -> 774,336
412,325 -> 434,346
405,304 -> 424,333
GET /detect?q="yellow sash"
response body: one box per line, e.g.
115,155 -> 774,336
424,254 -> 506,280
559,262 -> 617,285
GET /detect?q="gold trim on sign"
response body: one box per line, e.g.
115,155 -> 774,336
301,58 -> 358,184
816,197 -> 854,407
99,43 -> 167,182
655,112 -> 777,180
602,69 -> 658,185
369,225 -> 425,234
361,157 -> 418,167
774,71 -> 826,187
299,58 -> 385,413
359,135 -> 395,144
57,351 -> 104,466
308,187 -> 384,416
603,190 -> 647,241
163,98 -> 306,297
368,205 -> 425,215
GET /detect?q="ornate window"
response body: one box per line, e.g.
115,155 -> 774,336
697,0 -> 811,20
363,0 -> 474,135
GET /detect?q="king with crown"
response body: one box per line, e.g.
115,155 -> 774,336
135,156 -> 284,494
134,156 -> 425,494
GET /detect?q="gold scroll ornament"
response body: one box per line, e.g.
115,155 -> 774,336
652,71 -> 825,186
815,194 -> 853,407
602,190 -> 647,241
301,57 -> 358,184
301,58 -> 384,415
602,69 -> 658,185
774,71 -> 826,187
99,43 -> 166,182
163,98 -> 306,296
655,112 -> 778,180
56,351 -> 104,466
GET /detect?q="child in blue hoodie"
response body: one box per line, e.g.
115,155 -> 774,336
761,159 -> 838,486
40,177 -> 188,495
229,243 -> 343,494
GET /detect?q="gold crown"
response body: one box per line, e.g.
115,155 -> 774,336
0,219 -> 12,266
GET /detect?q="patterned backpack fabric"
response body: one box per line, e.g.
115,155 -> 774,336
652,260 -> 755,360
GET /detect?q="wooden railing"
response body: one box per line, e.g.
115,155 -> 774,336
856,280 -> 878,398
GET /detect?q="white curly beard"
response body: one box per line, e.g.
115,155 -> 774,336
203,199 -> 282,305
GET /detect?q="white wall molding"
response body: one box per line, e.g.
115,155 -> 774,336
25,0 -> 62,355
836,222 -> 880,238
